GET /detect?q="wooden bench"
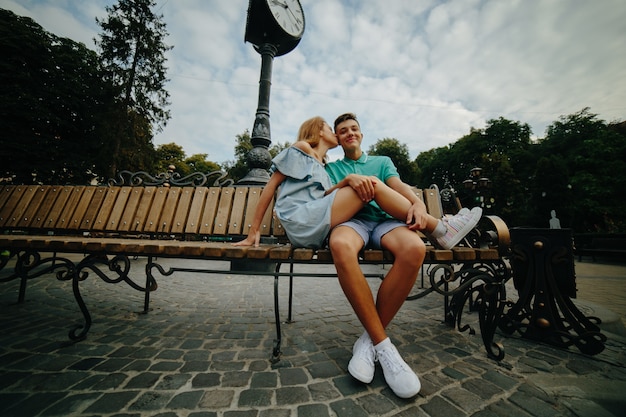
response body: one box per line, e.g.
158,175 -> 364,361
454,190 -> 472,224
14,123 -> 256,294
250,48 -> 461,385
0,170 -> 512,361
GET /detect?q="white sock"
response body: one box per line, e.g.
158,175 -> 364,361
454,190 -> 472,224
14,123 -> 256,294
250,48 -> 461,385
430,220 -> 447,238
374,337 -> 392,352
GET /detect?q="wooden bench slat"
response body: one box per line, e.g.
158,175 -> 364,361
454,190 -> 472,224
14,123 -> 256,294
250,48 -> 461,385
56,186 -> 85,229
171,187 -> 194,234
158,187 -> 183,233
213,187 -> 234,235
269,246 -> 292,259
130,186 -> 156,232
117,188 -> 143,232
104,187 -> 133,232
0,186 -> 19,227
423,188 -> 443,219
18,186 -> 54,228
228,187 -> 248,235
75,187 -> 107,231
92,187 -> 120,231
199,188 -> 221,235
293,248 -> 314,260
5,186 -> 38,228
39,186 -> 70,229
429,248 -> 454,261
185,187 -> 208,235
144,187 -> 169,233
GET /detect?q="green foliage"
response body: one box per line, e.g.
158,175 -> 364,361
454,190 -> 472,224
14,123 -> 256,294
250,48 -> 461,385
415,109 -> 626,233
95,0 -> 172,177
95,0 -> 172,131
368,138 -> 420,185
224,131 -> 290,183
155,143 -> 220,177
0,9 -> 117,184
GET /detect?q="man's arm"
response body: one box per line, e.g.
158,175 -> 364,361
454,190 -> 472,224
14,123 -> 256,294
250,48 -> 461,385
386,176 -> 430,230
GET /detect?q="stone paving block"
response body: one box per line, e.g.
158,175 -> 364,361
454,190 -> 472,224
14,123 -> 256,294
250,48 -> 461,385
330,398 -> 369,417
356,392 -> 398,415
129,391 -> 174,411
275,386 -> 311,406
198,390 -> 235,409
191,372 -> 221,388
278,367 -> 308,385
238,388 -> 273,407
41,392 -> 102,416
250,371 -> 277,388
167,390 -> 205,410
83,390 -> 140,414
124,371 -> 161,389
420,395 -> 465,417
297,403 -> 331,417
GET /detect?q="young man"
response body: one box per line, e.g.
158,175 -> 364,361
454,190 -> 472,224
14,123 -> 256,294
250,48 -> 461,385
325,113 -> 481,398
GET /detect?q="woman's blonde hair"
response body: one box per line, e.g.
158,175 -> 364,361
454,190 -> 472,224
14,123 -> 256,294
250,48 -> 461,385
297,116 -> 326,147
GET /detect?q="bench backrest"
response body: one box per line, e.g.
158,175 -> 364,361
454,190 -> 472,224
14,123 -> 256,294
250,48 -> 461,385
0,184 -> 443,243
0,185 -> 282,241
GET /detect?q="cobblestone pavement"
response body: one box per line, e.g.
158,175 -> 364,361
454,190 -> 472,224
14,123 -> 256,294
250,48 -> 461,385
1,256 -> 625,417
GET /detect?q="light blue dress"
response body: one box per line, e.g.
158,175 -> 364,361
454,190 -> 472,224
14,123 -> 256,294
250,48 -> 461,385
273,147 -> 338,248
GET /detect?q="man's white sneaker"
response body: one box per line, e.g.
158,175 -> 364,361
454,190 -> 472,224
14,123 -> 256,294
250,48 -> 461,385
348,333 -> 375,383
434,207 -> 482,249
375,339 -> 421,398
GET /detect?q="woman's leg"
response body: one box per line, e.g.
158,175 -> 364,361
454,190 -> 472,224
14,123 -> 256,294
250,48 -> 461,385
330,181 -> 439,231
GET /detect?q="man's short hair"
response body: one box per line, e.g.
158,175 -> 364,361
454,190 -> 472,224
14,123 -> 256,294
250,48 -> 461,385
334,113 -> 359,131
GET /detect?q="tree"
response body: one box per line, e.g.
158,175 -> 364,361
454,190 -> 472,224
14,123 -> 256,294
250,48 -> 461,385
541,108 -> 626,232
95,0 -> 172,176
224,131 -> 290,183
154,143 -> 221,177
0,9 -> 117,184
368,138 -> 420,185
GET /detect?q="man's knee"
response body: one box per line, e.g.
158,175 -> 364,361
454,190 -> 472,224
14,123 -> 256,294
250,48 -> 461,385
383,229 -> 426,266
329,227 -> 363,261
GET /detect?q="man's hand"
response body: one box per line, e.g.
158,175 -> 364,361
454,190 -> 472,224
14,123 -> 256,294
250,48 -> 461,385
346,174 -> 377,202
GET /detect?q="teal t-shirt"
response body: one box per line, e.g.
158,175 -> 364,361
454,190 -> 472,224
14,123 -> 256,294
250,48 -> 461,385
325,153 -> 399,222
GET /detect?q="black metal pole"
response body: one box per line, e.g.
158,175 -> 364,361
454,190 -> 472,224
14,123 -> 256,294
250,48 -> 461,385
239,43 -> 278,185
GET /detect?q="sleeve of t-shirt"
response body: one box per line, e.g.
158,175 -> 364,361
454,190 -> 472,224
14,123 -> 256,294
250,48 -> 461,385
380,156 -> 400,181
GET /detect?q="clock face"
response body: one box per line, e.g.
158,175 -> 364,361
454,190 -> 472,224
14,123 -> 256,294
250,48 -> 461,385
267,0 -> 305,37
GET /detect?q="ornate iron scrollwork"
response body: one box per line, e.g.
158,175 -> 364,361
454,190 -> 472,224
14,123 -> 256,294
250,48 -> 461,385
108,169 -> 234,187
407,260 -> 510,360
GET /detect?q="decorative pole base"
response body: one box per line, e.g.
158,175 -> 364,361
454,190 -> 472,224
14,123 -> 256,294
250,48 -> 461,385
500,228 -> 607,355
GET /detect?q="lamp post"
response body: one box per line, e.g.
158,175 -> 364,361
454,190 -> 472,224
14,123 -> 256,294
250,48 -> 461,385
463,167 -> 491,208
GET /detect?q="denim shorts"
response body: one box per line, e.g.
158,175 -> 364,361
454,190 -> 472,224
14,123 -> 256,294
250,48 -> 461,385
337,218 -> 407,249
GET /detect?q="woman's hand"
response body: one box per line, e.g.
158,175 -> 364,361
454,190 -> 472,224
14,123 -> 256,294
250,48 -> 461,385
406,203 -> 430,230
232,229 -> 261,247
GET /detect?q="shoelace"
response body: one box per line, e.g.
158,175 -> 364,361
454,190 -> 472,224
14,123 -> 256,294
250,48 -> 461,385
376,348 -> 408,375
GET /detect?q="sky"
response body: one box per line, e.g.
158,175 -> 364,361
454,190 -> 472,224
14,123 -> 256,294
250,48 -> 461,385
2,0 -> 626,164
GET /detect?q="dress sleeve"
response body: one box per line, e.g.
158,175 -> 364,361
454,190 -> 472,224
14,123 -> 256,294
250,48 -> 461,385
272,147 -> 317,180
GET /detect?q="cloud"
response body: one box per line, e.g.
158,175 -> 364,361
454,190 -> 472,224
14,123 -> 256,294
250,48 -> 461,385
3,0 -> 625,165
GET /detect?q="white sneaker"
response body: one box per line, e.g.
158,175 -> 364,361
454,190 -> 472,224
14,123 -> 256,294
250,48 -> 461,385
434,207 -> 482,249
348,333 -> 375,383
376,340 -> 421,398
